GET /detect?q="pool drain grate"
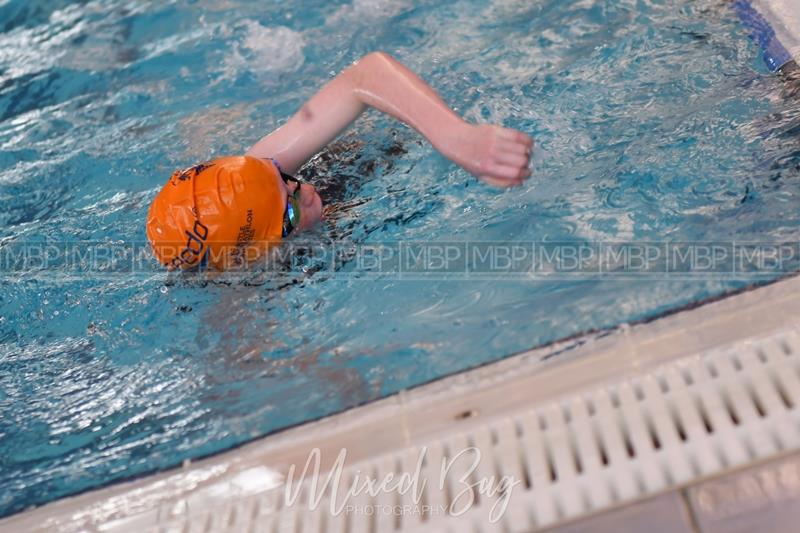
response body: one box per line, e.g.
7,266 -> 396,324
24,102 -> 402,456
152,328 -> 800,533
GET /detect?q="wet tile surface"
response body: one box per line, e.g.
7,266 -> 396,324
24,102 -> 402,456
687,453 -> 800,533
546,492 -> 693,533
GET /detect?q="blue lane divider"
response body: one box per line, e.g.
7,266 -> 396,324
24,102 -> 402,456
732,0 -> 793,72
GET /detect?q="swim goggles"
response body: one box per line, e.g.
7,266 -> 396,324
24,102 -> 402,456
281,171 -> 303,237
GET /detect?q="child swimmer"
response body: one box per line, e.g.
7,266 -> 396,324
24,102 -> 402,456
146,52 -> 534,271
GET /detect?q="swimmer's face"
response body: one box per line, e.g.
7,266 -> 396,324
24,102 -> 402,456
276,174 -> 324,232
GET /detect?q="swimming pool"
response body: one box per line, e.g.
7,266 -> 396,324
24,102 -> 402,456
1,0 -> 799,518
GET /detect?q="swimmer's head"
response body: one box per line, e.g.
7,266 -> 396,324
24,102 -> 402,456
146,155 -> 323,271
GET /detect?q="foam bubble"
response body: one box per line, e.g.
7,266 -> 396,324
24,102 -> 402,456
326,0 -> 412,26
224,20 -> 306,76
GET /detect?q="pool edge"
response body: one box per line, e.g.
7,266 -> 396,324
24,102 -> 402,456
1,274 -> 798,532
736,0 -> 800,71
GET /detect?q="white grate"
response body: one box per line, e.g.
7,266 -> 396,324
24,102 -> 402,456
149,328 -> 800,533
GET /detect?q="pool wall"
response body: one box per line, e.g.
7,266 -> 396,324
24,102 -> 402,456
736,0 -> 800,70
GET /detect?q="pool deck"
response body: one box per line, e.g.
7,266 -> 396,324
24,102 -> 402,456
1,273 -> 799,532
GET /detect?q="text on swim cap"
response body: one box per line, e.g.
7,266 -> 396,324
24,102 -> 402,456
168,220 -> 209,269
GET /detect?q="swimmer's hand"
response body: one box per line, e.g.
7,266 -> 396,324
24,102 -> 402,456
442,123 -> 534,188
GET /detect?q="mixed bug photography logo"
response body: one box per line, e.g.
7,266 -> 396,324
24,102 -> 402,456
283,446 -> 520,522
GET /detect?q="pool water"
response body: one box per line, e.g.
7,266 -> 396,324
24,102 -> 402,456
1,0 -> 800,517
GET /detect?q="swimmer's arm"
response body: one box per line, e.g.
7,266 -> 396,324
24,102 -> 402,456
246,52 -> 533,187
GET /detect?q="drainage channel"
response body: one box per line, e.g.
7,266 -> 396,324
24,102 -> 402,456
154,327 -> 800,533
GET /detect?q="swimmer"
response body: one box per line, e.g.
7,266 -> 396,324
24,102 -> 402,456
147,52 -> 534,271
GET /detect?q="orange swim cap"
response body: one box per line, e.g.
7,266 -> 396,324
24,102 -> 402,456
146,155 -> 285,271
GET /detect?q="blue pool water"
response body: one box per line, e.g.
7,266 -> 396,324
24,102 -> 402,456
1,0 -> 800,517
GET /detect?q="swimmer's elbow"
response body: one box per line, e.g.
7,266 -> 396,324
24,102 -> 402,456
354,51 -> 395,70
348,51 -> 396,92
366,51 -> 394,62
